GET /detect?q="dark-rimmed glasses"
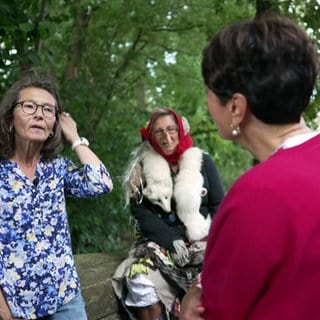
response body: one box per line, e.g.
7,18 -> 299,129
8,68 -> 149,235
15,101 -> 57,119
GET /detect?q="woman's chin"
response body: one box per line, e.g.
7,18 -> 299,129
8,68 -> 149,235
160,143 -> 177,155
163,149 -> 175,155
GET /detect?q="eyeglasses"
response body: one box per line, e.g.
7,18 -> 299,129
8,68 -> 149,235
152,126 -> 178,137
15,101 -> 57,119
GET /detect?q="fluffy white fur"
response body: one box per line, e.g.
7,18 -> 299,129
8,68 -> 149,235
124,142 -> 211,241
141,146 -> 173,212
174,147 -> 211,241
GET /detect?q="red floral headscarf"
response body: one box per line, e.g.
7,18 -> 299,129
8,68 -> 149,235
139,108 -> 193,164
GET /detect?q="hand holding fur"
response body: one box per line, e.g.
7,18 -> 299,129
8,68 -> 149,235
171,239 -> 190,267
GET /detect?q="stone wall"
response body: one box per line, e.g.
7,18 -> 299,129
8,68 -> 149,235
74,252 -> 127,320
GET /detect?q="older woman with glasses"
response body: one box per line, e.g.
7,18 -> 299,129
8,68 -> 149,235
112,108 -> 224,320
0,73 -> 113,320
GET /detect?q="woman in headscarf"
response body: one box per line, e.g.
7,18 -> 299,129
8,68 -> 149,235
112,108 -> 224,320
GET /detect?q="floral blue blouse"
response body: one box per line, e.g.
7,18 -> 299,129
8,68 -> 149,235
0,156 -> 111,319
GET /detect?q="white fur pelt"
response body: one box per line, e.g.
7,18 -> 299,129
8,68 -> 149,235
141,146 -> 173,212
174,147 -> 211,241
123,142 -> 211,241
122,142 -> 172,212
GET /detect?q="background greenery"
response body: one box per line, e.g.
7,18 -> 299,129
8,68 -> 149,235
0,0 -> 319,253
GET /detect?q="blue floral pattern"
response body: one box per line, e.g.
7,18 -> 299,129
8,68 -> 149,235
0,156 -> 111,319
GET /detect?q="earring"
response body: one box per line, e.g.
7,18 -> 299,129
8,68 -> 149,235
231,124 -> 240,136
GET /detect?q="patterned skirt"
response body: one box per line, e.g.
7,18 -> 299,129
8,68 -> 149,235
112,241 -> 205,319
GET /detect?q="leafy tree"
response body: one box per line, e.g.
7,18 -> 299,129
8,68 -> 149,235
0,0 -> 319,252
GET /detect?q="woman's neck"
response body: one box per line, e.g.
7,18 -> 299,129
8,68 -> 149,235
11,150 -> 41,182
239,118 -> 311,162
170,163 -> 179,173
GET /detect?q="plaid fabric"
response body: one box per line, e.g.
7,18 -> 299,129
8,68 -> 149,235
113,241 -> 204,320
135,242 -> 203,293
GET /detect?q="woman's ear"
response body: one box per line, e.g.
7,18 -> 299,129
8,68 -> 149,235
228,93 -> 248,125
181,116 -> 190,134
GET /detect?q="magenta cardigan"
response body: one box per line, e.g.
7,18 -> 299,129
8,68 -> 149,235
202,133 -> 320,319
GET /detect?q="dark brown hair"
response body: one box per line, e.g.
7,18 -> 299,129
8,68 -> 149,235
202,13 -> 320,124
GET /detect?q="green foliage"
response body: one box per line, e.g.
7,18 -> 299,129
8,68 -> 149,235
0,0 -> 319,253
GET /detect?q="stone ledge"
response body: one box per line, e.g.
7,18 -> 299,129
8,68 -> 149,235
74,252 -> 126,320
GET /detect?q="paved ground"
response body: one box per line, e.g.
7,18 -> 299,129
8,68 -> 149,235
75,252 -> 127,320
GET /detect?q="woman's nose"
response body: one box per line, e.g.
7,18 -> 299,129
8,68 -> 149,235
34,106 -> 44,118
162,130 -> 172,144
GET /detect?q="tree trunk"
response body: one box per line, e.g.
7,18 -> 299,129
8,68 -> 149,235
63,2 -> 90,81
255,0 -> 278,17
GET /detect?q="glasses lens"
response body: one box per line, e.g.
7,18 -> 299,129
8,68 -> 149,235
167,127 -> 178,134
153,129 -> 163,136
21,101 -> 37,114
42,105 -> 56,118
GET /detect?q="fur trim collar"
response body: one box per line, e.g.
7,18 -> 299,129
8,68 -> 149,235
124,142 -> 211,241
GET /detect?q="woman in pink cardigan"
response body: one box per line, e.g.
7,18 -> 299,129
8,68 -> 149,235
180,12 -> 320,320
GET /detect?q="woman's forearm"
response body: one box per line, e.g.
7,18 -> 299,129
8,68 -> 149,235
73,145 -> 113,190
